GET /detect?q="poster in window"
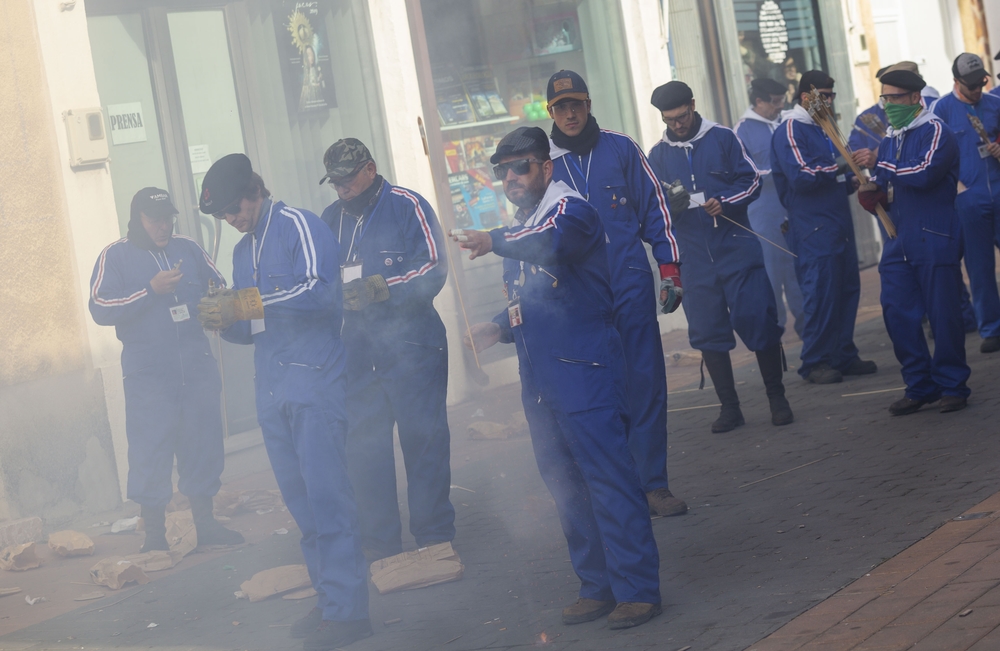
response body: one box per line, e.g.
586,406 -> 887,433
531,10 -> 581,56
273,1 -> 337,115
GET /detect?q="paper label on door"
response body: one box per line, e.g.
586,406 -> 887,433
251,318 -> 265,335
688,192 -> 706,208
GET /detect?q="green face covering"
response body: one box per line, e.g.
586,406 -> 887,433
885,102 -> 922,129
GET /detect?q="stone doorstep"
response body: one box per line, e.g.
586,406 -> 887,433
747,494 -> 1000,650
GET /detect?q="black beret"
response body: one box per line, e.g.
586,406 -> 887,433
651,81 -> 694,111
750,77 -> 787,98
798,70 -> 835,97
490,127 -> 550,165
880,69 -> 926,93
200,153 -> 252,214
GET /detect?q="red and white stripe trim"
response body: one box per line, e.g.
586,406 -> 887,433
786,120 -> 839,176
895,120 -> 942,176
91,239 -> 148,307
385,187 -> 439,287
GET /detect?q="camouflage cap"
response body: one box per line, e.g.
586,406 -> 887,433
319,138 -> 374,185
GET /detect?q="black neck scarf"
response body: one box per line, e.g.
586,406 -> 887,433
342,175 -> 385,217
551,114 -> 601,155
667,112 -> 704,143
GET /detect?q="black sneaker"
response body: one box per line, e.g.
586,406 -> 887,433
841,358 -> 878,375
291,607 -> 323,639
140,531 -> 170,553
711,405 -> 745,433
304,619 -> 374,650
981,337 -> 1000,353
939,396 -> 968,413
806,364 -> 842,384
888,396 -> 937,416
769,396 -> 794,426
194,519 -> 245,547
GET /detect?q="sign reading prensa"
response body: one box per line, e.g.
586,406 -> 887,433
107,102 -> 147,145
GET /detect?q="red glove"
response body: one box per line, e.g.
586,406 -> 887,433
857,188 -> 888,214
659,263 -> 683,314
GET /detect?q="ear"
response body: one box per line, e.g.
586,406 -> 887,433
690,98 -> 697,112
542,159 -> 554,184
547,105 -> 555,118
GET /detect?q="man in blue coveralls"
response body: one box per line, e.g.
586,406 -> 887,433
544,70 -> 686,517
932,53 -> 1000,354
459,127 -> 662,630
90,187 -> 243,553
735,77 -> 806,340
858,69 -> 970,415
197,154 -> 371,651
647,81 -> 792,433
318,139 -> 456,563
771,70 -> 878,384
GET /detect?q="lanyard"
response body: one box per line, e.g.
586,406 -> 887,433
563,153 -> 592,200
341,182 -> 389,262
252,200 -> 276,284
684,146 -> 697,190
149,249 -> 171,272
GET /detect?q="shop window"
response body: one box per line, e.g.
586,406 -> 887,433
733,0 -> 827,105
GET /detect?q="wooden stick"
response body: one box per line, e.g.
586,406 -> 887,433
804,89 -> 897,238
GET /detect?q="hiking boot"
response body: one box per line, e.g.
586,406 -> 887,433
303,619 -> 373,650
888,396 -> 935,416
139,504 -> 169,553
291,607 -> 323,638
841,358 -> 878,375
711,405 -> 745,433
756,344 -> 793,426
939,396 -> 968,413
190,496 -> 245,547
607,602 -> 662,630
806,363 -> 842,384
646,488 -> 688,517
981,337 -> 1000,353
562,598 -> 616,625
702,350 -> 743,433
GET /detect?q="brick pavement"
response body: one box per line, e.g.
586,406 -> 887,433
2,266 -> 999,651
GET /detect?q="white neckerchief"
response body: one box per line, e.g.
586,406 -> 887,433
522,180 -> 584,228
782,103 -> 816,126
661,116 -> 717,149
738,106 -> 780,133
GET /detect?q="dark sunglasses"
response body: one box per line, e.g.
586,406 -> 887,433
493,158 -> 544,180
961,78 -> 988,90
212,198 -> 242,220
819,91 -> 837,101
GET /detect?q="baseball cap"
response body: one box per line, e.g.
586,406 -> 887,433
798,70 -> 835,97
546,70 -> 589,109
319,138 -> 374,185
200,153 -> 252,215
952,53 -> 988,85
876,61 -> 919,78
651,81 -> 694,111
131,187 -> 178,221
489,127 -> 550,165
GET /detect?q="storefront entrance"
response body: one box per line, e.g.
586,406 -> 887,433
86,0 -> 389,435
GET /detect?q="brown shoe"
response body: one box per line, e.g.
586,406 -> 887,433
607,602 -> 662,630
562,598 -> 616,625
646,488 -> 688,517
939,396 -> 967,413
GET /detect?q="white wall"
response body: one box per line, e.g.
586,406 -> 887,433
34,0 -> 129,498
869,0 -> 954,94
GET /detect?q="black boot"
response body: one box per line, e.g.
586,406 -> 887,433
756,344 -> 793,426
140,504 -> 170,553
702,350 -> 744,433
190,496 -> 245,547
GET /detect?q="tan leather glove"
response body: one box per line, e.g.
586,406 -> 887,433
198,287 -> 264,330
343,275 -> 390,311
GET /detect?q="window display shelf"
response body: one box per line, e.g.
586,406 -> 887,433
440,115 -> 523,132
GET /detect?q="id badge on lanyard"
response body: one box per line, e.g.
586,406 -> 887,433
342,261 -> 363,283
169,304 -> 191,322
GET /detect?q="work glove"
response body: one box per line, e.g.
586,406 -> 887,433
664,180 -> 690,216
343,275 -> 390,311
834,155 -> 851,176
659,263 -> 683,314
857,184 -> 888,214
197,287 -> 264,330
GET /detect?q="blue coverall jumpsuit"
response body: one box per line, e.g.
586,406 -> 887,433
549,129 -> 680,495
735,108 -> 805,338
932,91 -> 1000,341
320,181 -> 455,559
90,235 -> 226,507
771,105 -> 865,378
647,117 -> 782,353
223,199 -> 368,623
869,112 -> 971,400
489,180 -> 661,605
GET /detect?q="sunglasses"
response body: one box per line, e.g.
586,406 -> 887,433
212,198 -> 242,220
493,158 -> 544,180
879,91 -> 917,103
961,78 -> 988,90
661,106 -> 693,127
818,91 -> 837,101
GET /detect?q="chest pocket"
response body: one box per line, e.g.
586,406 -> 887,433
601,185 -> 633,222
265,263 -> 297,293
